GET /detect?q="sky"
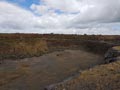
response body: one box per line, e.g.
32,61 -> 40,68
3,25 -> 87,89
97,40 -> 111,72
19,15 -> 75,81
0,0 -> 120,34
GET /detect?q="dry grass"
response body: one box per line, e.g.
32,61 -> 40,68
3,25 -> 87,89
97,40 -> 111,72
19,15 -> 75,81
13,40 -> 48,56
53,61 -> 120,90
113,46 -> 120,50
0,38 -> 48,60
0,33 -> 119,60
0,34 -> 120,90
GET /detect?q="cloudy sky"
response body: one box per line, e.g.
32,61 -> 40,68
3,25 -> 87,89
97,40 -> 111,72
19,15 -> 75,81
0,0 -> 120,34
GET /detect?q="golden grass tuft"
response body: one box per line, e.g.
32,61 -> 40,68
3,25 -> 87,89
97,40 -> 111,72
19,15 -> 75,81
112,46 -> 120,51
0,39 -> 48,59
13,40 -> 48,56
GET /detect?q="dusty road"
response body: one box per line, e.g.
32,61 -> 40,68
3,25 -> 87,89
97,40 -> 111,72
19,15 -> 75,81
0,50 -> 104,90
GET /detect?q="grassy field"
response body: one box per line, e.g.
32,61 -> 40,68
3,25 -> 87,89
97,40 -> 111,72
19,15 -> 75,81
0,33 -> 119,60
0,33 -> 120,90
0,37 -> 48,60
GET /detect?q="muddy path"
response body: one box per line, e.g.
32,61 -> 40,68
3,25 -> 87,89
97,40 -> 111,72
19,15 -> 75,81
0,50 -> 104,90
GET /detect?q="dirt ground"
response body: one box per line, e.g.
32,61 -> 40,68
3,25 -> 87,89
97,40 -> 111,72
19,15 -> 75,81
0,50 -> 104,90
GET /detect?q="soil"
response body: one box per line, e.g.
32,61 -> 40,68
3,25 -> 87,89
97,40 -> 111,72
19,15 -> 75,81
0,50 -> 104,90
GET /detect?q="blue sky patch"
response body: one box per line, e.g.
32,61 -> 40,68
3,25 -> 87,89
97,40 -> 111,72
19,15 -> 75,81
6,0 -> 41,9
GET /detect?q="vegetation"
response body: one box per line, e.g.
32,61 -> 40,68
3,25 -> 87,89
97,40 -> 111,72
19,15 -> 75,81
113,46 -> 120,51
0,37 -> 48,60
52,60 -> 120,90
0,33 -> 120,90
0,33 -> 119,60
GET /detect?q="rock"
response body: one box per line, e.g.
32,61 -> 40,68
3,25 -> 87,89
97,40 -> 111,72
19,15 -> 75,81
44,85 -> 55,90
104,46 -> 120,63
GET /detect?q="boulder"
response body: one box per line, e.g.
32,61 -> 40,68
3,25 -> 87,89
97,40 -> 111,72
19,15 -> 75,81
104,46 -> 120,63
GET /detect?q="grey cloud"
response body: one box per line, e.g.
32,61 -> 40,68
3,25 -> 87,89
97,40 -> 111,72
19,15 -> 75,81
0,0 -> 120,34
0,21 -> 25,30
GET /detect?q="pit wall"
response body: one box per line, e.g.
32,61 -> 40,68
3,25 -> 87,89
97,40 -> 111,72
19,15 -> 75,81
47,40 -> 113,55
0,38 -> 114,60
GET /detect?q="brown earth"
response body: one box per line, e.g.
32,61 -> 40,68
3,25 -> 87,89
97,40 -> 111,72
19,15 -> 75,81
0,50 -> 103,90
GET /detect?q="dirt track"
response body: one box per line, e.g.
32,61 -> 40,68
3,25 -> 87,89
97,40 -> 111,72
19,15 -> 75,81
0,50 -> 104,90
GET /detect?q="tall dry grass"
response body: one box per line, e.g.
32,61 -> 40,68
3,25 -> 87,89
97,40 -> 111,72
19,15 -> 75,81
13,40 -> 48,56
0,39 -> 48,60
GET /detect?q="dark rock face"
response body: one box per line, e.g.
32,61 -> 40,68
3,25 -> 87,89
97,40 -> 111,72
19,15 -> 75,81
44,85 -> 55,90
104,47 -> 120,63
